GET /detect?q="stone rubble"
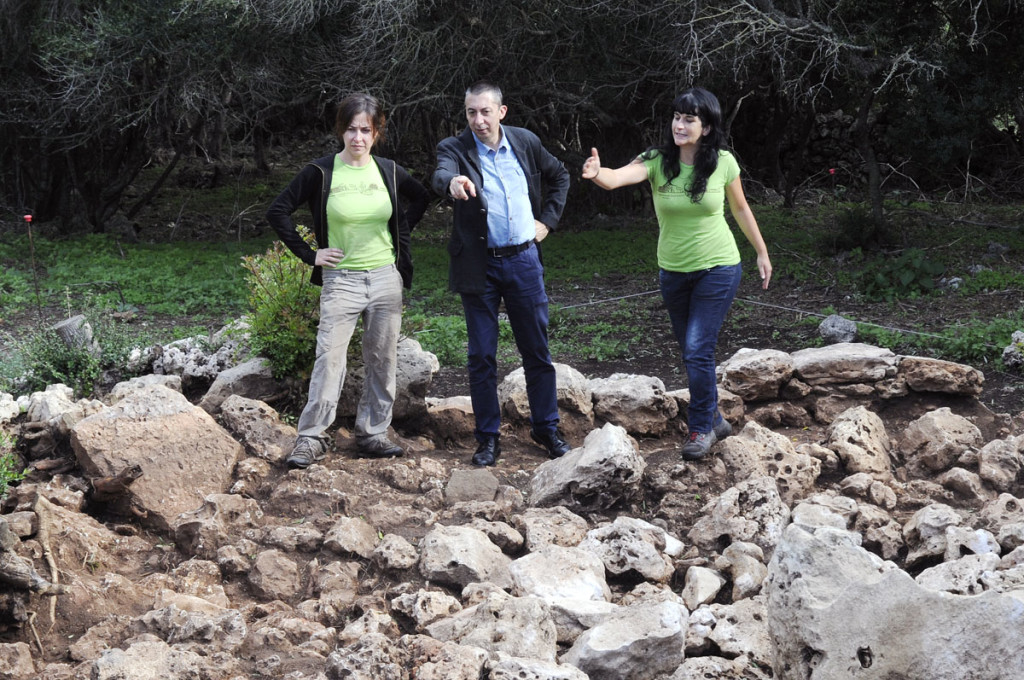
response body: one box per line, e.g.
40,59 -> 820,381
0,340 -> 1020,679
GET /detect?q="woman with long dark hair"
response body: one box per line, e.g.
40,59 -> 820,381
582,87 -> 771,460
267,93 -> 430,467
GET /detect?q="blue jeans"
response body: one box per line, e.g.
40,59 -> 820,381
660,264 -> 742,434
461,243 -> 559,441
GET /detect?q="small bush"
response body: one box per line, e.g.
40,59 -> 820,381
0,431 -> 26,500
404,313 -> 467,366
241,231 -> 321,380
856,248 -> 945,301
0,295 -> 155,397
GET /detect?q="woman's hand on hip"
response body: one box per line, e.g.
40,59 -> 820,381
315,248 -> 344,267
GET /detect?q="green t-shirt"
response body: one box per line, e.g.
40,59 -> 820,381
326,156 -> 395,271
643,150 -> 742,273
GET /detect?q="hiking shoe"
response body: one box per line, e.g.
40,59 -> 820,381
287,437 -> 327,469
356,435 -> 404,459
681,430 -> 718,461
713,417 -> 733,441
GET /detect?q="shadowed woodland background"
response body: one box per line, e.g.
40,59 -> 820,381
2,0 -> 1023,233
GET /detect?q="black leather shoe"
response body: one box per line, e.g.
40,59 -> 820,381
530,429 -> 571,459
471,437 -> 501,466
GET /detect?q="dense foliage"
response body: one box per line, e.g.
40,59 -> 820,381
2,0 -> 1022,233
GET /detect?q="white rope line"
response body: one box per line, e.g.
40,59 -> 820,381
556,290 -> 1002,349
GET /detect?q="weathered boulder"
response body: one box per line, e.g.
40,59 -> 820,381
509,544 -> 611,602
818,314 -> 857,344
173,493 -> 264,560
426,591 -> 557,662
718,421 -> 821,505
824,405 -> 892,478
71,384 -> 242,530
768,524 -> 1024,680
718,348 -> 794,401
500,362 -> 595,425
512,506 -> 590,552
198,357 -> 281,414
217,394 -> 296,464
529,423 -> 645,512
790,343 -> 897,385
577,517 -> 677,583
560,600 -> 686,680
688,476 -> 791,559
588,373 -> 678,436
339,337 -> 439,425
418,524 -> 512,589
901,407 -> 983,475
390,589 -> 462,631
898,355 -> 984,395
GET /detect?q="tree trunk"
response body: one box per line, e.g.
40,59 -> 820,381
855,89 -> 885,225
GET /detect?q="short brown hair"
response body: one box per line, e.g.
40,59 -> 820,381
334,93 -> 386,143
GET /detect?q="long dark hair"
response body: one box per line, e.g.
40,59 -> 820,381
642,87 -> 726,202
334,93 -> 386,145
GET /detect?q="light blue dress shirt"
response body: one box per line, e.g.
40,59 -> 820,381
474,130 -> 535,248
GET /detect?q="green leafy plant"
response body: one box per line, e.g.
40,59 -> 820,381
0,293 -> 156,397
0,431 -> 27,500
404,313 -> 467,366
241,231 -> 321,380
857,248 -> 945,301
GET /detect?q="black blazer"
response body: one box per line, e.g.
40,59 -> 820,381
432,126 -> 570,295
266,154 -> 430,288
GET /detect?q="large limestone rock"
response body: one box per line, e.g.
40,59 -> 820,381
426,591 -> 557,662
688,477 -> 791,559
790,343 -> 897,385
418,524 -> 512,589
588,373 -> 678,436
824,406 -> 892,478
767,524 -> 1024,680
717,348 -> 794,401
529,423 -> 645,512
560,600 -> 686,680
718,421 -> 821,505
198,357 -> 281,414
577,517 -> 678,583
217,394 -> 296,464
509,544 -> 611,602
898,355 -> 984,395
70,384 -> 243,530
339,337 -> 438,425
499,362 -> 595,425
900,407 -> 983,475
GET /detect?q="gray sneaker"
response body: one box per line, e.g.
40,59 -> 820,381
713,417 -> 733,440
287,437 -> 327,469
681,430 -> 718,461
356,435 -> 404,459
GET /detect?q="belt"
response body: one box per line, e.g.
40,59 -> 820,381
487,241 -> 533,258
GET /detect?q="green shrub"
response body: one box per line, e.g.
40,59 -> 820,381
241,232 -> 321,380
857,248 -> 945,301
857,311 -> 1022,366
0,295 -> 156,397
404,313 -> 467,366
0,432 -> 26,500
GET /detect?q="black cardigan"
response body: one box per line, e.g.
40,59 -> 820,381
266,154 -> 431,288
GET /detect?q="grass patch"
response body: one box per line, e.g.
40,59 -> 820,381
0,233 -> 273,319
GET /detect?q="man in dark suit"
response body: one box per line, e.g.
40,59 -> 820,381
432,81 -> 572,466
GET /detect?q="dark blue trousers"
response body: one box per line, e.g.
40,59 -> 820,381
660,263 -> 742,434
460,243 -> 559,442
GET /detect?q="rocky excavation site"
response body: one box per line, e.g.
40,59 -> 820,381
0,332 -> 1022,680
